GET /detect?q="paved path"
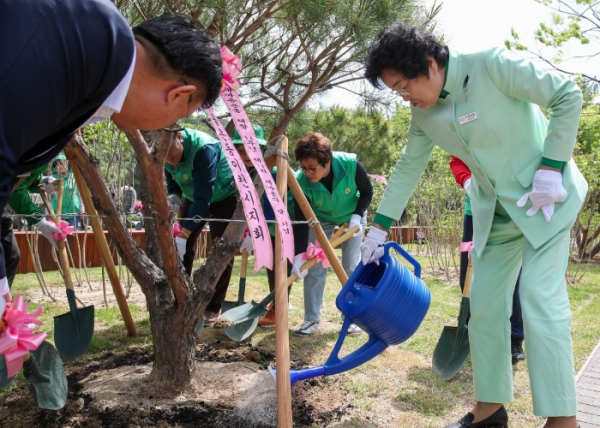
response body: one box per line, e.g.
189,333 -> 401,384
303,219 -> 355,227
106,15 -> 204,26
578,341 -> 600,427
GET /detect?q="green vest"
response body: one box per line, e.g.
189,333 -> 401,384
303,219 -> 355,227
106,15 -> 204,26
8,164 -> 48,225
52,172 -> 80,219
165,129 -> 235,203
295,152 -> 359,225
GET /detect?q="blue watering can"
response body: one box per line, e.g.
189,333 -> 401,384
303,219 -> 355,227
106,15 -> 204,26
270,241 -> 431,385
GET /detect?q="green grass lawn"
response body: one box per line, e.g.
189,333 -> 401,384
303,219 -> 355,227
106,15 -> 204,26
8,252 -> 600,427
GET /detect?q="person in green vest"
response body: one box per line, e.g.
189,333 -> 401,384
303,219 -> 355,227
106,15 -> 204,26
165,125 -> 236,326
51,154 -> 83,230
292,132 -> 373,336
3,164 -> 62,300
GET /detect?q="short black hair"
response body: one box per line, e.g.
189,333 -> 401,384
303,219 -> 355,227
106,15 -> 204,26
294,132 -> 333,165
133,14 -> 222,107
365,22 -> 447,89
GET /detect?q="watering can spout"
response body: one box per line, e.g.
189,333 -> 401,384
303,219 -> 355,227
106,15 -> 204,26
270,320 -> 389,386
268,365 -> 326,386
289,366 -> 326,385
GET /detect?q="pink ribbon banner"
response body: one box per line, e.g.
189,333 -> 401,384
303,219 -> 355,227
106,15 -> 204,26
216,46 -> 295,264
207,107 -> 273,271
0,296 -> 47,377
301,241 -> 331,268
221,86 -> 295,264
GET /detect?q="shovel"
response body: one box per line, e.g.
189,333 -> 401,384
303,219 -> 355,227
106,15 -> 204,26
221,225 -> 358,342
195,249 -> 249,334
432,259 -> 473,381
40,188 -> 94,359
0,342 -> 68,410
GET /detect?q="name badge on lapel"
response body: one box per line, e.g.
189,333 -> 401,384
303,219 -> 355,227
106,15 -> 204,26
458,112 -> 478,125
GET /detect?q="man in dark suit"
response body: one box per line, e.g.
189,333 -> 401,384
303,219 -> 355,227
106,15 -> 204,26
0,0 -> 224,298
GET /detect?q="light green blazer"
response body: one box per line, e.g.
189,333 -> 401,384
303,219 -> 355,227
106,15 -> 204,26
377,47 -> 588,256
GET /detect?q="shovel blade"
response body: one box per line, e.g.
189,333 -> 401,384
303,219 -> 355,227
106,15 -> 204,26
432,325 -> 470,381
432,297 -> 471,381
24,341 -> 68,410
54,297 -> 95,360
221,300 -> 268,325
224,318 -> 260,342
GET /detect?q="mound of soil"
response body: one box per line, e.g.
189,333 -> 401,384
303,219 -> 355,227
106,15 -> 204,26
0,342 -> 352,427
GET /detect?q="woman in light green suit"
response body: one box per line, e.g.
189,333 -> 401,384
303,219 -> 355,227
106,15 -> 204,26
363,23 -> 586,428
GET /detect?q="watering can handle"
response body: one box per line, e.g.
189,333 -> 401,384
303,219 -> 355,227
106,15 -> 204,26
383,241 -> 421,279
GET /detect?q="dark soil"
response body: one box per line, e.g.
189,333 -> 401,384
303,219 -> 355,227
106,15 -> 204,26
0,342 -> 352,427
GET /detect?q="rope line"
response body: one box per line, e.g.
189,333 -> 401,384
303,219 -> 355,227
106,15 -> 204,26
4,212 -> 315,225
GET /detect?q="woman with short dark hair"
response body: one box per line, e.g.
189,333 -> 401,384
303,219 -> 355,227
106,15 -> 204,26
292,132 -> 373,336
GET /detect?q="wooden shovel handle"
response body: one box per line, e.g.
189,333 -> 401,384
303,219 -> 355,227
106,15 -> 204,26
38,185 -> 59,222
39,188 -> 75,292
55,178 -> 64,218
463,259 -> 473,298
286,225 -> 359,286
240,249 -> 249,279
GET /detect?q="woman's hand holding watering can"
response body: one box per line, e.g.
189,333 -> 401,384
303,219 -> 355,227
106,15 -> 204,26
360,226 -> 387,265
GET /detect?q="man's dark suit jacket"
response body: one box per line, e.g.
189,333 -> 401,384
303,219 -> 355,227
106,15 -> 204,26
0,0 -> 135,279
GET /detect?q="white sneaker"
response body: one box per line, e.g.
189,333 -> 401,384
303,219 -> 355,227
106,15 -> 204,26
294,320 -> 320,336
346,323 -> 363,335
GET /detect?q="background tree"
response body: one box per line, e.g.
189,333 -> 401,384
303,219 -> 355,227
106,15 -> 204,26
65,0 -> 437,392
506,0 -> 600,84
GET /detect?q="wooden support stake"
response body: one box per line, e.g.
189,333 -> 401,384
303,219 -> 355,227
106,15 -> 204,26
286,165 -> 348,284
69,162 -> 137,337
274,137 -> 293,428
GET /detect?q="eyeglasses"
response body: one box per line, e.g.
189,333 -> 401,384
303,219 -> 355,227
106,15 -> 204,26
163,123 -> 184,133
392,77 -> 415,97
301,164 -> 322,175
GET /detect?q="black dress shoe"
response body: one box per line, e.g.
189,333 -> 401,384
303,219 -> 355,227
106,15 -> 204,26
443,406 -> 508,428
511,337 -> 526,365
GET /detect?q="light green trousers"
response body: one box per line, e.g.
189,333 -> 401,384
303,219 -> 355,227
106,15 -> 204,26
470,203 -> 576,417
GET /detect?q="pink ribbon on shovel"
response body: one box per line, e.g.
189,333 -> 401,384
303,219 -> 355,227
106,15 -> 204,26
460,241 -> 473,258
0,296 -> 47,377
301,241 -> 331,269
173,222 -> 182,237
51,220 -> 74,242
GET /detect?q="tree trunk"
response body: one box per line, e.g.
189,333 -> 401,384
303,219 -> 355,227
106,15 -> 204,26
65,133 -> 246,392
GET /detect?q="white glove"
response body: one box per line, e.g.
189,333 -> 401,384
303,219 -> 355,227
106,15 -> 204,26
463,178 -> 472,197
239,233 -> 253,255
34,218 -> 62,248
516,169 -> 567,223
347,214 -> 365,237
175,236 -> 187,260
39,176 -> 57,194
360,226 -> 388,265
292,254 -> 308,283
168,194 -> 181,214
